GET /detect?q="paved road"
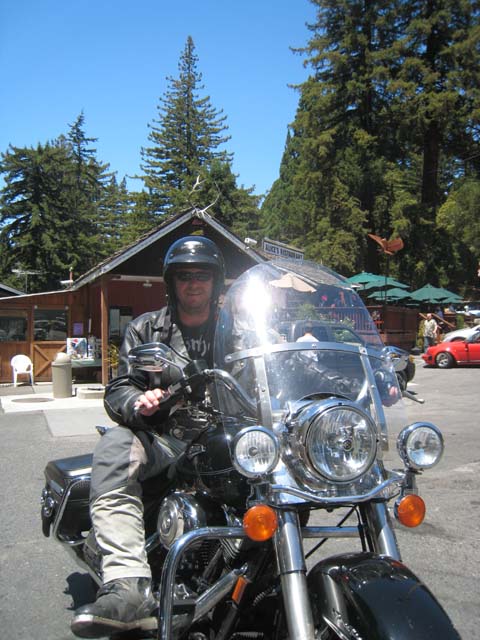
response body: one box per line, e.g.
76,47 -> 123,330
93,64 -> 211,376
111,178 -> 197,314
393,361 -> 480,639
0,360 -> 478,639
307,359 -> 480,639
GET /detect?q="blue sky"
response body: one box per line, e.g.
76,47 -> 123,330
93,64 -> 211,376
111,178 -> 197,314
0,1 -> 317,197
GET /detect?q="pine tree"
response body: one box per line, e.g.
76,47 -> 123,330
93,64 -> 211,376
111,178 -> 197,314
0,142 -> 85,291
262,0 -> 391,275
0,115 -> 115,290
261,0 -> 480,288
64,113 -> 114,262
141,36 -> 232,214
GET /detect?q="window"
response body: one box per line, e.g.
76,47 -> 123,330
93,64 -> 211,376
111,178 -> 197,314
0,310 -> 27,341
34,309 -> 67,341
109,306 -> 133,339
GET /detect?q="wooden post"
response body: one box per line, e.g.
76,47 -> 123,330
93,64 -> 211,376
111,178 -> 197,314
100,276 -> 109,386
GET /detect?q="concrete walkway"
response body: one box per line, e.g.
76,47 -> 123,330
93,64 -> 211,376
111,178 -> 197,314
0,382 -> 116,437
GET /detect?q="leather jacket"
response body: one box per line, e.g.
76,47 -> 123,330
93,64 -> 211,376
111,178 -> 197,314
104,307 -> 191,432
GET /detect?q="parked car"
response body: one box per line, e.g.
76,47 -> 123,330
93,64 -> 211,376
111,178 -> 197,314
442,324 -> 480,342
459,306 -> 480,318
422,332 -> 480,368
276,320 -> 415,388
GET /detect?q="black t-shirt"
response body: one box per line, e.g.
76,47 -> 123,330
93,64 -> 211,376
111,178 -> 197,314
179,320 -> 214,366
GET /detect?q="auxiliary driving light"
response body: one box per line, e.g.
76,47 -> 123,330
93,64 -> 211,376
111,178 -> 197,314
397,422 -> 444,470
232,427 -> 279,478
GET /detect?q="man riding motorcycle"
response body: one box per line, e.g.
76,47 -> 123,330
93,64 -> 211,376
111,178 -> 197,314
71,236 -> 225,639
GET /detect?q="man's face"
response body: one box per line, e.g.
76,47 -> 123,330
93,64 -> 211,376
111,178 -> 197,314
173,268 -> 214,318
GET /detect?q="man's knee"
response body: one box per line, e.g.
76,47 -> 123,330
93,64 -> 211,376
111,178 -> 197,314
90,427 -> 148,501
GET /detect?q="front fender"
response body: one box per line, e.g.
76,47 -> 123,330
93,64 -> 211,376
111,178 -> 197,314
307,552 -> 460,639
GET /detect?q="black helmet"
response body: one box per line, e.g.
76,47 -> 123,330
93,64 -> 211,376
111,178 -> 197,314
163,236 -> 225,307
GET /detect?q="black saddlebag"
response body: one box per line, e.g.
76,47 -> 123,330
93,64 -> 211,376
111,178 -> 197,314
41,454 -> 92,540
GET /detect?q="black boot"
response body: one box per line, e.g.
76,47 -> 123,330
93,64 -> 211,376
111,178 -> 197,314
71,577 -> 158,638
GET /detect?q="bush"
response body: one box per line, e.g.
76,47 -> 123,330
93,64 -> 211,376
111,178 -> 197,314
295,303 -> 319,320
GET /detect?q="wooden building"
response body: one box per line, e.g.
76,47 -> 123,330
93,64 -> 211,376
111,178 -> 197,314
0,208 -> 424,385
0,210 -> 263,385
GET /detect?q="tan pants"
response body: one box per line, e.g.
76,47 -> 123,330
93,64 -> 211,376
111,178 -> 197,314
91,486 -> 151,582
89,426 -> 184,584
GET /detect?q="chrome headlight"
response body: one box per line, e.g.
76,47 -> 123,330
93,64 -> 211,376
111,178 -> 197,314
397,422 -> 444,470
232,427 -> 279,478
293,399 -> 377,483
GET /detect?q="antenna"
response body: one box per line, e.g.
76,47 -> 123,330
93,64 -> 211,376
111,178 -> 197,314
12,267 -> 44,293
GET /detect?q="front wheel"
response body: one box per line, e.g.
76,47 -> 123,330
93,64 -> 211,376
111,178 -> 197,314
435,352 -> 454,368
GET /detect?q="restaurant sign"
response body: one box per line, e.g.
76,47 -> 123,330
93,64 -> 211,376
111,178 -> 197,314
262,238 -> 304,262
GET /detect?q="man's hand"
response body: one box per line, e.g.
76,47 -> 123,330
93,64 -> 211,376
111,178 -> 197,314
134,388 -> 170,416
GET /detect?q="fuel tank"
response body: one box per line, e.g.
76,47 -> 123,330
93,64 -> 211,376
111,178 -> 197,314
177,421 -> 250,508
307,552 -> 460,639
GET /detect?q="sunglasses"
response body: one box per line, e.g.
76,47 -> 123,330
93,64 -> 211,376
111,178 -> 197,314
174,271 -> 213,282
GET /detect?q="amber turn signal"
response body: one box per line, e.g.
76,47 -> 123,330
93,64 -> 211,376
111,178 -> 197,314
243,505 -> 278,541
395,494 -> 426,528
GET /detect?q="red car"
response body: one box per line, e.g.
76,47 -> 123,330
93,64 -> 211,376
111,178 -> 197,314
422,333 -> 480,368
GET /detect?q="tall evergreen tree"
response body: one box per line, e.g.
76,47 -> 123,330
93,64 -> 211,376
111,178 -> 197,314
262,0 -> 393,274
0,142 -> 86,291
262,0 -> 480,289
0,115 -> 115,291
375,0 -> 480,286
64,113 -> 113,262
141,36 -> 232,214
381,0 -> 480,209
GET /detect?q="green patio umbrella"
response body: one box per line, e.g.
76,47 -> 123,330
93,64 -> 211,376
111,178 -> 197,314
367,287 -> 411,301
346,272 -> 380,284
432,288 -> 463,303
360,277 -> 409,291
439,293 -> 463,304
409,284 -> 458,303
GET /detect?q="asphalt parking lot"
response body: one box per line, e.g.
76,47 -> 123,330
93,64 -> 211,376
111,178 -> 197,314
0,359 -> 479,639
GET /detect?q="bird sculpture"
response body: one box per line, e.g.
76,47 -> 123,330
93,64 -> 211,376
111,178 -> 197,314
367,234 -> 404,256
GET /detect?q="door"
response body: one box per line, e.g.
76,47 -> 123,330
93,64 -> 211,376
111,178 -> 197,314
33,342 -> 67,380
466,334 -> 480,364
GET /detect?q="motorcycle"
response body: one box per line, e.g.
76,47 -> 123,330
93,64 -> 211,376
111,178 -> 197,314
41,259 -> 460,639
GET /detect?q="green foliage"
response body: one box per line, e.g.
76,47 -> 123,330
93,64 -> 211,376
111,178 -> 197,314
295,303 -> 319,321
261,0 -> 480,292
139,36 -> 259,232
0,114 -> 118,292
141,36 -> 233,214
437,180 -> 480,256
187,160 -> 262,239
2,5 -> 480,296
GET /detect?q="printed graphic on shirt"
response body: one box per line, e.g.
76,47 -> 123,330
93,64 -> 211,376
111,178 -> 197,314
180,321 -> 212,362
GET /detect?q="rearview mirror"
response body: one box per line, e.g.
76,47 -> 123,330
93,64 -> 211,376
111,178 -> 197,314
128,342 -> 181,373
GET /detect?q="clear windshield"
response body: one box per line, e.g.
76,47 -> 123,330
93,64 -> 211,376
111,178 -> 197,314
213,260 -> 405,446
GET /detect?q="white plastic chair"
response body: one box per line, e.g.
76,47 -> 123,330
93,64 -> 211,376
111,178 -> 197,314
11,355 -> 34,386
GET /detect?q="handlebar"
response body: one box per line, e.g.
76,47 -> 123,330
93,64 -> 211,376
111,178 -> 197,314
204,368 -> 258,417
